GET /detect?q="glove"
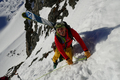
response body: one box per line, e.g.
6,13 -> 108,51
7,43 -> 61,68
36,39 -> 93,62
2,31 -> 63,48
66,58 -> 73,65
84,51 -> 91,58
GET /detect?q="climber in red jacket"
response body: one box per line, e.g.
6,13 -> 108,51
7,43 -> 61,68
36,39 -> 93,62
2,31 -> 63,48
52,22 -> 91,68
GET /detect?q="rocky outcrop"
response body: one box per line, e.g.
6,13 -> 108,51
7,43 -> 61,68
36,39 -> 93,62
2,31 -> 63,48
68,0 -> 79,9
6,62 -> 24,78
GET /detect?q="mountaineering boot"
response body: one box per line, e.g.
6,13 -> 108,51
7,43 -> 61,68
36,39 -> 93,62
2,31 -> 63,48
53,61 -> 58,69
59,55 -> 64,62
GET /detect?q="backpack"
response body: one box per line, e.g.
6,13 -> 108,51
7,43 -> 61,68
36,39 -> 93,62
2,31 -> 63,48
51,21 -> 73,51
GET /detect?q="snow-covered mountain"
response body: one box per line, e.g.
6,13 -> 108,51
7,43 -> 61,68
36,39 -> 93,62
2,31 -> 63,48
0,0 -> 26,77
0,0 -> 24,31
0,0 -> 120,80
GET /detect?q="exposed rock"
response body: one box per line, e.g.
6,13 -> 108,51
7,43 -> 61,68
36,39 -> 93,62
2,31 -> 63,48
39,50 -> 53,61
29,57 -> 38,67
68,0 -> 79,9
36,48 -> 42,55
43,0 -> 57,7
25,0 -> 32,10
6,62 -> 24,78
48,0 -> 69,23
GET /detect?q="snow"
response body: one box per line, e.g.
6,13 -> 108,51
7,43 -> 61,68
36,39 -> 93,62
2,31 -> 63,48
0,0 -> 120,80
0,0 -> 26,76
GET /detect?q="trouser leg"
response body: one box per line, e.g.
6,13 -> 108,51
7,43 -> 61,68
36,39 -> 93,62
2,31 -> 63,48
52,47 -> 73,63
52,48 -> 61,63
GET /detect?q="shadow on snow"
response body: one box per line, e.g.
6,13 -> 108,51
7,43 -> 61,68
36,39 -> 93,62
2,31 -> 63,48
0,16 -> 7,31
73,24 -> 120,56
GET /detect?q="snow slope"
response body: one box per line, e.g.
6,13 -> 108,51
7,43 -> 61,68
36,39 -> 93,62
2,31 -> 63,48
0,0 -> 26,76
0,0 -> 24,30
0,0 -> 120,80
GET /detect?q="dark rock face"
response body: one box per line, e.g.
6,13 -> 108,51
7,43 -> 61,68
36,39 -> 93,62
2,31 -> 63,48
68,0 -> 79,9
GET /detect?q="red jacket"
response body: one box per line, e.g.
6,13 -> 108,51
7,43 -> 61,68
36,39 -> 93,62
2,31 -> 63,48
55,28 -> 88,59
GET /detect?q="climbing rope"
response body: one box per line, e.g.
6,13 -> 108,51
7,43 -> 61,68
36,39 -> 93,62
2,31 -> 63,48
35,56 -> 87,80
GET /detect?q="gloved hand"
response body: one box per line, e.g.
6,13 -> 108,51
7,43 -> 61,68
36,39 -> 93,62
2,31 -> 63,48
66,58 -> 73,65
84,51 -> 91,58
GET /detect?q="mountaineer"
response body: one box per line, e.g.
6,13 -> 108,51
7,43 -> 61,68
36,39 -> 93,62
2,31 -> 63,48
52,21 -> 91,68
